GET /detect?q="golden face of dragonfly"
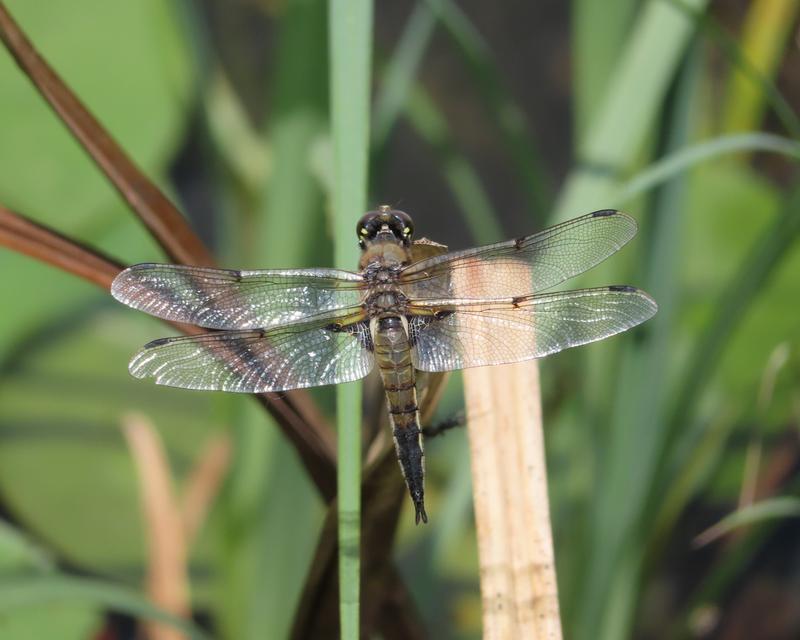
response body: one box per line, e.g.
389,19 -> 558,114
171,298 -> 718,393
111,208 -> 657,523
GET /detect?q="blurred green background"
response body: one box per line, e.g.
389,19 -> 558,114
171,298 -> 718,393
1,0 -> 800,638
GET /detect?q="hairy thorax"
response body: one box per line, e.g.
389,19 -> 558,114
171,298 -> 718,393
360,241 -> 410,318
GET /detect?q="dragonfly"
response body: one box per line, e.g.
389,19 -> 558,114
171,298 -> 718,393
111,207 -> 657,524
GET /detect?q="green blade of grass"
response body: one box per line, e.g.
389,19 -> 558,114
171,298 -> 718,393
372,3 -> 503,244
205,68 -> 269,202
663,478 -> 800,638
572,37 -> 701,640
404,87 -> 503,243
372,1 -> 436,149
0,575 -> 211,640
647,409 -> 738,558
655,180 -> 800,505
572,0 -> 639,138
694,496 -> 800,547
426,0 -> 553,217
329,1 -> 373,637
615,132 -> 800,204
555,0 -> 711,222
258,0 -> 328,268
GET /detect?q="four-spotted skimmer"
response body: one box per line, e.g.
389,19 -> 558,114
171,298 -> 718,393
111,207 -> 657,523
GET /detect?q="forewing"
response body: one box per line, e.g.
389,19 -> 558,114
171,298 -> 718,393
112,263 -> 365,330
129,321 -> 374,393
409,286 -> 657,372
400,210 -> 637,300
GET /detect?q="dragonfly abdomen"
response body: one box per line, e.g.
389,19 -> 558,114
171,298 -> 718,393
372,315 -> 427,524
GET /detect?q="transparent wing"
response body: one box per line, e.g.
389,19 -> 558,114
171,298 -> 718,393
112,263 -> 365,330
129,321 -> 374,393
400,210 -> 637,301
409,286 -> 657,372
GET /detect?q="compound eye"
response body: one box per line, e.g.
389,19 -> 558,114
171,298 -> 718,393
359,226 -> 369,236
402,226 -> 412,236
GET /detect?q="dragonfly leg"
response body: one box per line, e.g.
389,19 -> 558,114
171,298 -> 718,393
422,411 -> 466,438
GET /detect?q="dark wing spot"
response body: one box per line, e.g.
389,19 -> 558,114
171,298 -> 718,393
608,285 -> 637,293
511,296 -> 525,308
591,209 -> 618,217
145,337 -> 172,348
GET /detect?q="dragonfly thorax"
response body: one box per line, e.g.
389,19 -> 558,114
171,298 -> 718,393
364,288 -> 409,316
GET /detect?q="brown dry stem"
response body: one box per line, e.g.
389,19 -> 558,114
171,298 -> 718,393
0,202 -> 338,493
0,2 -> 213,267
0,203 -> 123,288
0,0 -> 337,486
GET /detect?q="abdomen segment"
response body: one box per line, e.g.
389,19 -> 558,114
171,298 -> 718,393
372,316 -> 427,524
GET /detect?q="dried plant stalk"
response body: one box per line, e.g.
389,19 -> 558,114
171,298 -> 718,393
0,203 -> 122,287
0,199 -> 338,497
123,414 -> 190,640
0,0 -> 337,491
464,359 -> 562,640
180,433 -> 231,544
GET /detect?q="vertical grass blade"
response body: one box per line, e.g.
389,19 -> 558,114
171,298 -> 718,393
572,0 -> 639,138
329,1 -> 373,637
555,0 -> 710,222
372,1 -> 436,149
575,42 -> 701,640
258,0 -> 328,268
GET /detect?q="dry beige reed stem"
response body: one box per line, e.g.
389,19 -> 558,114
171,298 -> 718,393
123,416 -> 231,640
464,360 -> 562,640
181,433 -> 232,543
123,414 -> 191,640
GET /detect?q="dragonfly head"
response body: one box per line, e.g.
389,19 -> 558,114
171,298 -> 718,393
357,206 -> 414,249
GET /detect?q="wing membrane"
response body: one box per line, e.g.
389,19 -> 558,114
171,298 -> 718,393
409,286 -> 657,372
129,321 -> 374,393
400,210 -> 637,300
112,263 -> 365,330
